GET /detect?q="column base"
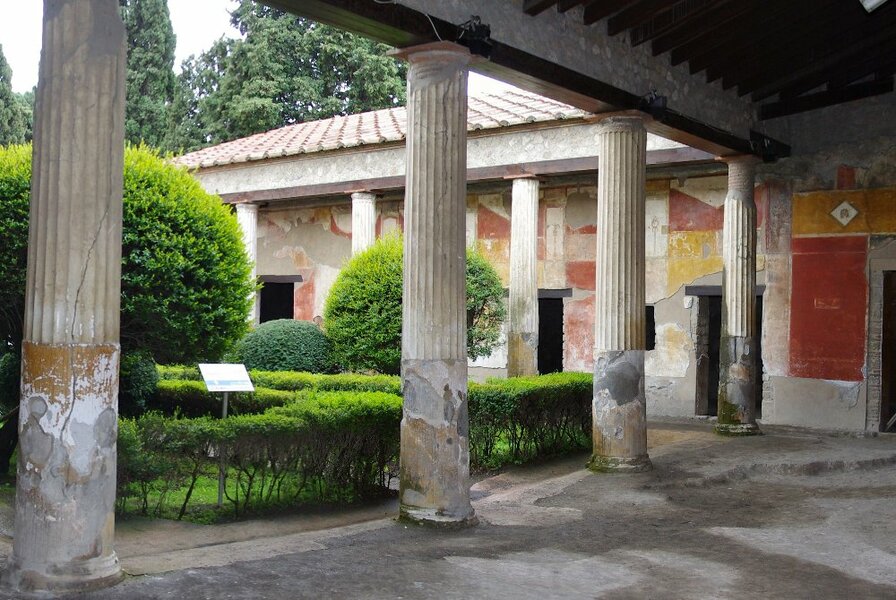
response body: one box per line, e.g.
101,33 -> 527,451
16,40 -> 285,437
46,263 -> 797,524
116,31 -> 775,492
4,553 -> 123,594
587,454 -> 652,473
714,422 -> 763,437
399,505 -> 478,529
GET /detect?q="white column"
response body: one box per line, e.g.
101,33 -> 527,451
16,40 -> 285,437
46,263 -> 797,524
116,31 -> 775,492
7,0 -> 126,592
393,42 -> 475,527
507,177 -> 540,377
351,191 -> 377,254
235,202 -> 259,324
589,116 -> 651,473
716,156 -> 761,435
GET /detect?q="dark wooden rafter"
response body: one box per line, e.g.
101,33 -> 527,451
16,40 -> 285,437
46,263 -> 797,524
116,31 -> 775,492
683,0 -> 816,75
523,0 -> 559,17
557,0 -> 588,13
759,77 -> 895,120
717,1 -> 873,92
627,0 -> 716,49
583,0 -> 636,26
607,0 -> 679,37
744,7 -> 896,99
650,0 -> 751,58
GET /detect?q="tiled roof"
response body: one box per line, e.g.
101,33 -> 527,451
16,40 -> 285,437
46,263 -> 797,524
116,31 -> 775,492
175,89 -> 588,169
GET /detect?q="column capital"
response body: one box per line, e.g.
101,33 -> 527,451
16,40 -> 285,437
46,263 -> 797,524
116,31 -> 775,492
350,191 -> 378,202
389,41 -> 471,64
594,114 -> 647,135
234,201 -> 259,214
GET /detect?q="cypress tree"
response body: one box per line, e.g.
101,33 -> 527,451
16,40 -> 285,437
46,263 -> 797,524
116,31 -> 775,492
120,0 -> 176,147
0,44 -> 27,146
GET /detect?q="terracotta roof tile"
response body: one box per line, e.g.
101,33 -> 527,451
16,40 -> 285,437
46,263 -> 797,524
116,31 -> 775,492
175,89 -> 587,169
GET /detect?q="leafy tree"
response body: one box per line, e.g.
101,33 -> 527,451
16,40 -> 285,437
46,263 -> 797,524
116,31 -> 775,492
0,44 -> 28,145
164,0 -> 406,152
0,144 -> 254,363
13,90 -> 34,143
120,0 -> 177,147
324,236 -> 506,375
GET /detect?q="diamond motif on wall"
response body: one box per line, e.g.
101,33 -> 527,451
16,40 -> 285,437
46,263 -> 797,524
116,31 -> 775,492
830,201 -> 859,226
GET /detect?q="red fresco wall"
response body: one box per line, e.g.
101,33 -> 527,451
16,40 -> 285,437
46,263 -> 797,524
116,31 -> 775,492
564,295 -> 594,371
293,273 -> 315,321
789,236 -> 867,381
669,189 -> 724,231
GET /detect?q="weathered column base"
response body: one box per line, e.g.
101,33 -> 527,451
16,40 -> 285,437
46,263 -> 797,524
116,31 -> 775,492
507,332 -> 538,378
715,336 -> 762,436
6,342 -> 122,594
399,359 -> 476,528
589,350 -> 652,473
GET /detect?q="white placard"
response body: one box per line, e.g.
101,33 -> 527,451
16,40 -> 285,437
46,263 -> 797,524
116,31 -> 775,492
198,363 -> 255,392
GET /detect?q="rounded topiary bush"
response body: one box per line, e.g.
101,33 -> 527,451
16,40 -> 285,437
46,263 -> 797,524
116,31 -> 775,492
324,235 -> 506,375
235,319 -> 335,373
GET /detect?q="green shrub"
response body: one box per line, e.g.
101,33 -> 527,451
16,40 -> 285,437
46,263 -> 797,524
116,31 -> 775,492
250,370 -> 401,395
151,379 -> 295,417
119,350 -> 159,417
156,364 -> 202,381
117,390 -> 402,519
468,372 -> 593,469
0,351 -> 20,414
234,319 -> 334,373
323,235 -> 506,374
0,144 -> 255,362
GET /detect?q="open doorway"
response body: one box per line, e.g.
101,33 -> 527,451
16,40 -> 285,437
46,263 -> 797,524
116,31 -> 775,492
689,286 -> 764,418
258,275 -> 303,323
537,289 -> 571,374
880,272 -> 896,431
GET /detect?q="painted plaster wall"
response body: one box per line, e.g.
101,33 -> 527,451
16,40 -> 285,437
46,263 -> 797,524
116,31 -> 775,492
755,93 -> 896,431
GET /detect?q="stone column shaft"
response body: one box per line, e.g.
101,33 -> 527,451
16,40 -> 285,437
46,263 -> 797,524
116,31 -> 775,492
7,0 -> 126,592
716,156 -> 761,435
589,117 -> 651,473
395,42 -> 475,526
507,177 -> 540,377
235,203 -> 259,324
351,191 -> 377,254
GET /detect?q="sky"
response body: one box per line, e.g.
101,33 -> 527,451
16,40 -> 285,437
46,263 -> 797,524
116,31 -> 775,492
1,0 -> 511,95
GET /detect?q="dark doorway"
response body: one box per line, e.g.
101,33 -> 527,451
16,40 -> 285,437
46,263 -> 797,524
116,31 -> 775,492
259,282 -> 294,323
695,296 -> 722,416
690,288 -> 764,418
881,272 -> 896,431
538,297 -> 564,374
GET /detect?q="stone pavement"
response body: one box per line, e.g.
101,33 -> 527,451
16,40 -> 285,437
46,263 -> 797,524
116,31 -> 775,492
3,420 -> 896,599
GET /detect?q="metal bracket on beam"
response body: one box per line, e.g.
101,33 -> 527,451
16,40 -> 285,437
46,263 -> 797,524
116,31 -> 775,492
749,131 -> 791,163
456,16 -> 493,58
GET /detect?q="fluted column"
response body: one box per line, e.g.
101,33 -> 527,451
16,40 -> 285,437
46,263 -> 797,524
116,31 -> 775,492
588,116 -> 651,473
716,156 -> 761,435
351,191 -> 377,254
507,177 -> 540,377
393,42 -> 475,527
6,0 -> 126,592
235,202 -> 259,324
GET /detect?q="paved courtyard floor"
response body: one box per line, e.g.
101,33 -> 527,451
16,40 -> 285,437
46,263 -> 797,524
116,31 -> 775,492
1,420 -> 895,599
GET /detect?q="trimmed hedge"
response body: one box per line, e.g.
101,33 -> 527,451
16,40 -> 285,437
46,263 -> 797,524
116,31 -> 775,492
151,380 -> 296,417
468,372 -> 593,468
117,390 -> 403,518
156,366 -> 401,395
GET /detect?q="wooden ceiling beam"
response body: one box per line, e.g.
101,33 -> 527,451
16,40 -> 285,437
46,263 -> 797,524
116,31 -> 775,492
628,0 -> 716,49
648,0 -> 747,56
523,0 -> 560,17
607,0 -> 679,36
683,0 -> 814,74
670,2 -> 786,69
743,7 -> 896,99
759,77 -> 894,120
557,0 -> 588,12
582,0 -> 637,26
715,0 -> 860,89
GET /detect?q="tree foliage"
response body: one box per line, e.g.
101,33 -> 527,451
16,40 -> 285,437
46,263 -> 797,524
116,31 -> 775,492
120,0 -> 177,147
0,44 -> 28,146
164,0 -> 407,152
0,144 -> 254,363
324,236 -> 506,375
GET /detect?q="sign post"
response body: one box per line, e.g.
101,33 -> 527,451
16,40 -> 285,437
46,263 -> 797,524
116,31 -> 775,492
198,363 -> 254,508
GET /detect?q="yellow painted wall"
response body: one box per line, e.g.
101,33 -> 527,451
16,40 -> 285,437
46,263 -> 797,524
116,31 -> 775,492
793,187 -> 896,236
